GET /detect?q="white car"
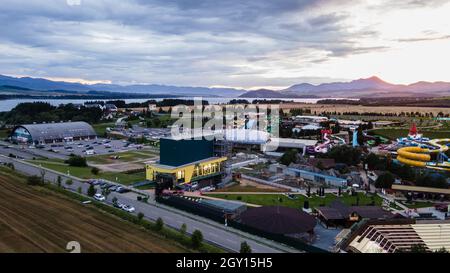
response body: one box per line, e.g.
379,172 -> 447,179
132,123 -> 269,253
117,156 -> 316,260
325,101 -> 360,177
93,193 -> 106,201
113,201 -> 125,209
200,186 -> 213,192
190,182 -> 199,190
122,205 -> 135,213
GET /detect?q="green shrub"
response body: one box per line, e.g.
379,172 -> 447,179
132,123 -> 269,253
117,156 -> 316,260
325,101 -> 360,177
191,230 -> 203,249
137,212 -> 145,222
91,167 -> 100,175
240,241 -> 252,253
67,155 -> 87,167
155,217 -> 164,231
87,184 -> 96,196
180,223 -> 187,236
27,175 -> 43,186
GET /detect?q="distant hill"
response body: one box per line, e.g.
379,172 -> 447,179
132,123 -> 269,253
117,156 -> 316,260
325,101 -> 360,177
0,74 -> 246,97
282,76 -> 450,98
2,74 -> 450,99
239,89 -> 318,98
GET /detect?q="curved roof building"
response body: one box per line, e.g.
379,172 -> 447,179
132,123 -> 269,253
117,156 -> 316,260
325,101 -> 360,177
11,121 -> 97,144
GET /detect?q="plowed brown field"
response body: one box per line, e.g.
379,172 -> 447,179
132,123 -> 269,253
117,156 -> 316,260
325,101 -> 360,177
0,171 -> 188,253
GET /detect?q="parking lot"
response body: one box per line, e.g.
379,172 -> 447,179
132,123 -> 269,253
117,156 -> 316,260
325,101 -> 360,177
39,138 -> 144,157
0,138 -> 145,160
109,126 -> 171,141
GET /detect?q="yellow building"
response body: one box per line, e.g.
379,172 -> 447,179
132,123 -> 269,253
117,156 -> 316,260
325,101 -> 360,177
146,156 -> 227,185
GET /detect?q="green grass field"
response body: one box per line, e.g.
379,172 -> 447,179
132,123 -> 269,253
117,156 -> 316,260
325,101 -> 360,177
400,201 -> 435,209
135,184 -> 155,190
0,129 -> 10,139
215,184 -> 285,192
207,192 -> 382,209
92,122 -> 115,136
28,159 -> 146,185
372,129 -> 450,140
87,150 -> 158,164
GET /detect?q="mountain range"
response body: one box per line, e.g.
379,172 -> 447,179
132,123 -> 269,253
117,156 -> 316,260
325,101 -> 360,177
241,76 -> 450,98
1,74 -> 450,99
0,74 -> 245,97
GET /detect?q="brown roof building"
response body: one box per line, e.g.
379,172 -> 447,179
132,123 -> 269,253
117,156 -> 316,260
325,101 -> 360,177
316,201 -> 394,228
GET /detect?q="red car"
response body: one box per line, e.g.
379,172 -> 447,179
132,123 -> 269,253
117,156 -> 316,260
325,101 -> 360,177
435,203 -> 449,212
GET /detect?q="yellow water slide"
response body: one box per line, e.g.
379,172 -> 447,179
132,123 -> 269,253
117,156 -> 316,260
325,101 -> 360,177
396,139 -> 450,169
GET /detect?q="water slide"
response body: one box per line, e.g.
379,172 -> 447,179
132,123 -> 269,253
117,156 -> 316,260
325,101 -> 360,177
331,135 -> 346,145
352,129 -> 358,147
314,132 -> 331,153
397,138 -> 450,171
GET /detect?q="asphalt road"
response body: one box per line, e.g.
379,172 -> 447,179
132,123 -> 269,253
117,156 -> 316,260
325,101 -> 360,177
0,156 -> 296,253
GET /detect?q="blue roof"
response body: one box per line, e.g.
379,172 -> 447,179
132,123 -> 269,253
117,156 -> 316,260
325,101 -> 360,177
288,168 -> 347,182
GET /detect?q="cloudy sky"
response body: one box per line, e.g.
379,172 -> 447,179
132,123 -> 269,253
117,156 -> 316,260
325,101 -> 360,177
0,0 -> 449,89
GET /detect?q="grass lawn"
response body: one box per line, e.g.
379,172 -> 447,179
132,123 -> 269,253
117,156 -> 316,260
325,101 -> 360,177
0,129 -> 10,139
208,192 -> 382,209
372,128 -> 450,140
216,184 -> 285,193
92,122 -> 115,136
28,159 -> 145,185
135,184 -> 155,190
87,150 -> 158,164
401,201 -> 435,209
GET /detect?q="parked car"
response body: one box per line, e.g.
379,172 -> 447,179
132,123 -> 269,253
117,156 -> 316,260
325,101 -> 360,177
113,201 -> 125,209
435,203 -> 449,212
116,187 -> 130,194
93,193 -> 106,201
200,186 -> 213,192
101,183 -> 111,189
92,180 -> 101,186
122,205 -> 135,213
190,182 -> 199,190
87,179 -> 97,185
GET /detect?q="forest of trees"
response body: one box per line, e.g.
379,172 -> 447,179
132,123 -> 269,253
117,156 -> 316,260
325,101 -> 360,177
0,102 -> 103,125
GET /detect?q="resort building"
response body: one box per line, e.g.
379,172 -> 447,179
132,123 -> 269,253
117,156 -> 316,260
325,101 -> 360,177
341,219 -> 450,253
286,167 -> 348,188
146,137 -> 227,187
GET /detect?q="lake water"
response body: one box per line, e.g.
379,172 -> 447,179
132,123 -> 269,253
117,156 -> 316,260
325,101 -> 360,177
0,97 -> 349,112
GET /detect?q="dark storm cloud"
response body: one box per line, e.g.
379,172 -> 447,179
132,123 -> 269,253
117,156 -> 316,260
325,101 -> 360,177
0,0 -> 384,87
